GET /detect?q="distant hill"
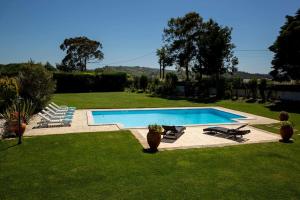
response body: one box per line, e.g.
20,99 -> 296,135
0,63 -> 272,79
97,66 -> 174,77
231,71 -> 272,79
98,65 -> 271,79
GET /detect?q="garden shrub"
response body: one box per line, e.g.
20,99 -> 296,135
148,78 -> 162,94
0,63 -> 24,77
163,73 -> 178,96
54,72 -> 127,93
139,75 -> 148,92
232,77 -> 243,99
44,62 -> 57,71
225,78 -> 233,99
18,64 -> 56,110
196,77 -> 215,98
248,78 -> 258,99
216,77 -> 227,98
243,81 -> 251,99
133,76 -> 140,90
0,62 -> 55,77
184,81 -> 195,97
0,77 -> 19,111
258,78 -> 267,102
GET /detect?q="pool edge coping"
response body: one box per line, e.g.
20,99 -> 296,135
86,106 -> 278,128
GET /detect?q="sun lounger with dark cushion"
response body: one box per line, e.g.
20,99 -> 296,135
162,125 -> 186,140
203,124 -> 250,139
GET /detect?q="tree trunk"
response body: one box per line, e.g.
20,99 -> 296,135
198,66 -> 202,81
84,58 -> 87,71
198,61 -> 203,81
215,70 -> 221,98
185,64 -> 189,81
162,63 -> 165,79
159,63 -> 162,79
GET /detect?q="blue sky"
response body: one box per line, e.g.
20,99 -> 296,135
0,0 -> 299,73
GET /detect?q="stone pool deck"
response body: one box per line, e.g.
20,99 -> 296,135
24,107 -> 280,150
25,109 -> 120,136
132,125 -> 280,150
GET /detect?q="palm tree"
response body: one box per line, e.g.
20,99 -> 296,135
156,47 -> 172,79
156,48 -> 163,79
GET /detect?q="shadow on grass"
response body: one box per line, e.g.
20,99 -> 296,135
0,143 -> 19,152
203,131 -> 249,143
279,139 -> 294,144
245,99 -> 257,103
148,94 -> 219,104
266,101 -> 300,114
142,148 -> 158,154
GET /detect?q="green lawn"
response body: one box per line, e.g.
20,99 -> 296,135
1,131 -> 300,199
0,92 -> 299,199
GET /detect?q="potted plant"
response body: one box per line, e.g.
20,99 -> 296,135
1,99 -> 35,138
279,111 -> 289,121
0,110 -> 17,136
280,121 -> 294,142
147,124 -> 163,151
1,111 -> 26,137
12,112 -> 27,137
1,111 -> 18,138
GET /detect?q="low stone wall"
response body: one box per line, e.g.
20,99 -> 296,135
177,86 -> 300,101
276,91 -> 300,101
235,89 -> 300,101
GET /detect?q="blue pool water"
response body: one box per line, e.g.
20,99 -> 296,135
91,108 -> 246,128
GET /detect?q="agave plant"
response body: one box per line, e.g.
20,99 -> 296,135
148,124 -> 163,133
0,108 -> 16,122
20,99 -> 36,124
0,98 -> 35,124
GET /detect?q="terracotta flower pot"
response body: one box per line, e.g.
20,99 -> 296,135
6,120 -> 18,133
280,125 -> 293,142
147,130 -> 161,151
14,123 -> 26,137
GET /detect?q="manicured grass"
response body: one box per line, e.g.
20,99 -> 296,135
52,92 -> 204,109
1,131 -> 300,199
1,92 -> 299,199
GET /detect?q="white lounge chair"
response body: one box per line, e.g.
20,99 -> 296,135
49,104 -> 75,114
38,113 -> 72,127
42,110 -> 73,120
51,102 -> 76,110
45,106 -> 73,116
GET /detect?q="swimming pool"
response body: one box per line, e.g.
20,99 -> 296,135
90,108 -> 247,128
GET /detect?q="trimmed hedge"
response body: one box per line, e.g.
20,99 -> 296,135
53,72 -> 127,93
97,73 -> 127,92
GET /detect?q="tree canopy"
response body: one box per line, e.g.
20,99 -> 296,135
58,36 -> 104,71
163,12 -> 202,81
194,19 -> 238,79
162,12 -> 238,82
269,9 -> 300,81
